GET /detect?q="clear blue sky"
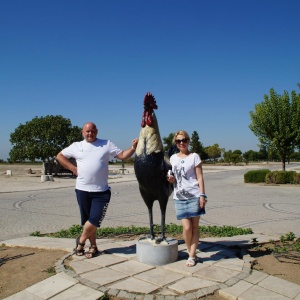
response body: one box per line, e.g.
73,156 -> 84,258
1,0 -> 300,160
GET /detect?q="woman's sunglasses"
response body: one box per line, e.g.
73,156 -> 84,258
175,138 -> 188,144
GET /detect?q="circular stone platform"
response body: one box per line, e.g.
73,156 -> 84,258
136,238 -> 178,265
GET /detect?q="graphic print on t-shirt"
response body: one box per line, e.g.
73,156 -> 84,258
174,163 -> 194,199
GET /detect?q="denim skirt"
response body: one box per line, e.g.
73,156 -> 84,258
174,197 -> 206,220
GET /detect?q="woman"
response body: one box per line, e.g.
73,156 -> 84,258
167,130 -> 207,267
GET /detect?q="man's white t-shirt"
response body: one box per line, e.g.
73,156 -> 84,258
62,139 -> 122,192
170,152 -> 202,200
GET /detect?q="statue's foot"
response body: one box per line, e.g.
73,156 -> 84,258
155,236 -> 169,244
138,234 -> 155,241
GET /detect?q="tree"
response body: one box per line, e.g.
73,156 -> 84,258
249,87 -> 300,170
162,133 -> 175,152
231,150 -> 243,165
243,150 -> 259,164
206,144 -> 222,164
223,150 -> 232,164
9,115 -> 82,174
190,131 -> 208,160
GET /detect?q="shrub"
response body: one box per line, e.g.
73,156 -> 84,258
266,171 -> 296,184
294,172 -> 300,184
244,169 -> 271,183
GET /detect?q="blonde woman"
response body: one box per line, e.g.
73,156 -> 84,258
167,130 -> 207,267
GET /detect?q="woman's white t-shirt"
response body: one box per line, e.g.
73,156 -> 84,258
62,139 -> 121,192
170,152 -> 201,200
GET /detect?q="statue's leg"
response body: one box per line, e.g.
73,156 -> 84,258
157,198 -> 168,243
161,210 -> 166,240
148,207 -> 155,239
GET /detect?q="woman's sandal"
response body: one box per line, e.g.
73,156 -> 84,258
85,245 -> 99,259
186,257 -> 197,267
74,236 -> 85,256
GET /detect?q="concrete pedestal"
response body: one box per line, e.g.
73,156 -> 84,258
136,238 -> 178,266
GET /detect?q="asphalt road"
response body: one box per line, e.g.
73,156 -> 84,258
1,163 -> 299,242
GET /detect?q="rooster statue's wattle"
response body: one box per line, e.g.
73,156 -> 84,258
134,92 -> 174,243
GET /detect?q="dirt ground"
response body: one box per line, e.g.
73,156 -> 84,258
0,246 -> 67,299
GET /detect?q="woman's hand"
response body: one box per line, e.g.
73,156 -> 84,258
200,196 -> 207,209
167,174 -> 175,183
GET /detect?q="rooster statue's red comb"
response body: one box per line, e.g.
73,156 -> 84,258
141,92 -> 158,127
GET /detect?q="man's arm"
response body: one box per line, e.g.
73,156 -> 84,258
56,152 -> 78,176
115,138 -> 138,161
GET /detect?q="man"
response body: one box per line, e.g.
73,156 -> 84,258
56,122 -> 138,258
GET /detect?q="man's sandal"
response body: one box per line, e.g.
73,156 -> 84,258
186,257 -> 197,267
85,245 -> 99,259
74,236 -> 85,256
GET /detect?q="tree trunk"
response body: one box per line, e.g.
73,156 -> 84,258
281,160 -> 286,171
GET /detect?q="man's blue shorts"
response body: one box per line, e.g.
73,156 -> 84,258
75,189 -> 111,227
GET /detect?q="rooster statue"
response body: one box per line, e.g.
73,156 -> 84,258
134,92 -> 176,243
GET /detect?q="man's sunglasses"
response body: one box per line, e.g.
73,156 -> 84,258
175,138 -> 188,144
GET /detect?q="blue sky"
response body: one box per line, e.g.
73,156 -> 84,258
1,0 -> 300,160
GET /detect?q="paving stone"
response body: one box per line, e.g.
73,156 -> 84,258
97,241 -> 127,252
206,246 -> 238,258
194,265 -> 240,283
168,277 -> 216,294
198,252 -> 228,265
116,290 -> 133,299
163,258 -> 209,275
106,288 -> 119,297
109,260 -> 154,275
70,260 -> 101,274
218,280 -> 252,300
87,253 -> 127,266
80,267 -> 129,285
183,292 -> 198,299
244,270 -> 268,284
238,285 -> 290,300
135,268 -> 184,287
164,295 -> 177,300
213,257 -> 245,271
57,272 -> 79,283
197,242 -> 214,251
295,291 -> 300,300
4,290 -> 43,300
50,283 -> 104,299
26,274 -> 76,299
108,277 -> 160,294
105,243 -> 136,258
157,288 -> 178,296
258,275 -> 300,299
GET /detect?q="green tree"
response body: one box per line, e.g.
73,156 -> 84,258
190,131 -> 208,160
9,115 -> 82,174
162,133 -> 175,152
223,150 -> 232,164
206,144 -> 221,164
243,150 -> 259,164
249,87 -> 300,170
231,150 -> 243,165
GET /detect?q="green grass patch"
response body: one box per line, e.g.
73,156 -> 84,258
33,223 -> 253,239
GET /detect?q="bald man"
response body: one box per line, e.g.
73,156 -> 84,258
56,122 -> 138,258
